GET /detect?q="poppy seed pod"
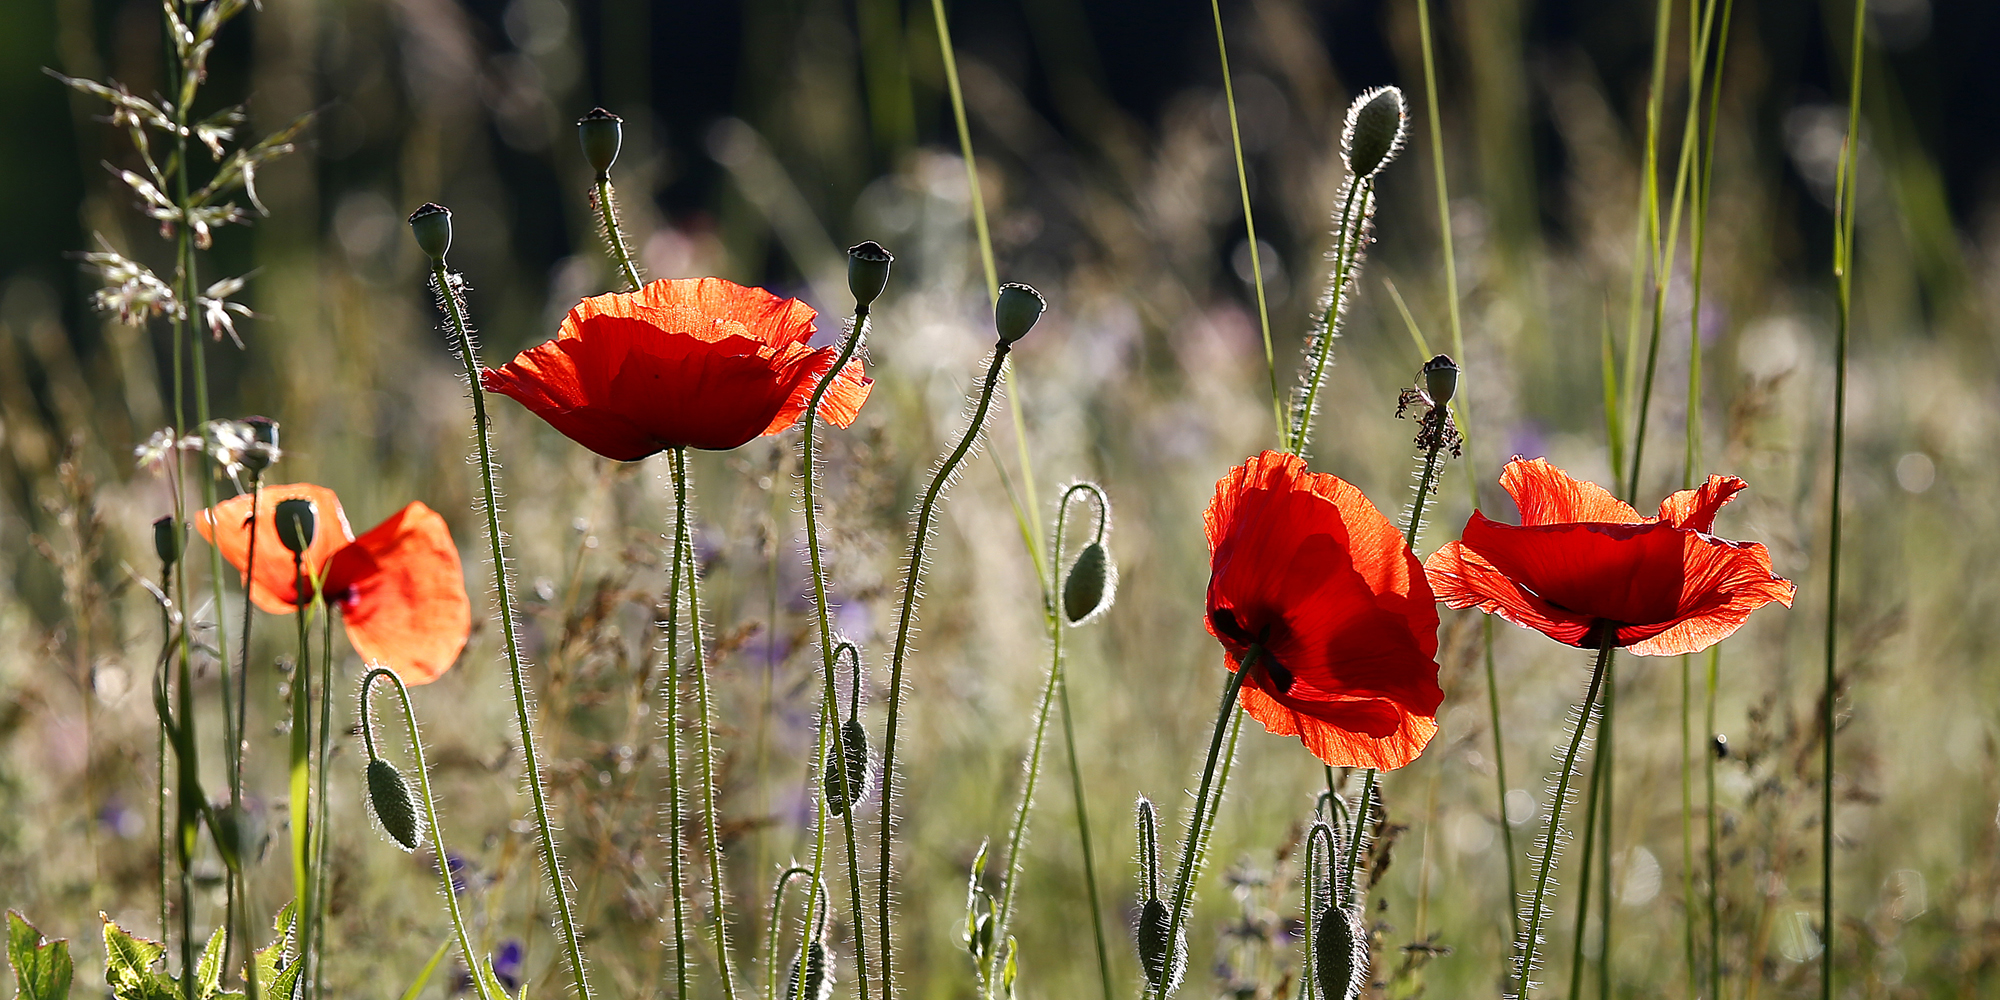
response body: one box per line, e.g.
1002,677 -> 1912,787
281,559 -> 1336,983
1342,86 -> 1408,179
153,515 -> 180,569
408,203 -> 453,260
242,415 -> 280,474
994,282 -> 1045,345
1063,542 -> 1112,624
847,241 -> 894,308
1421,354 -> 1458,407
577,107 -> 623,178
273,497 -> 318,556
1312,903 -> 1368,1000
367,757 -> 424,851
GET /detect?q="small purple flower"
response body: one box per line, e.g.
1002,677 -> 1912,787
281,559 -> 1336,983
492,940 -> 525,994
446,852 -> 473,896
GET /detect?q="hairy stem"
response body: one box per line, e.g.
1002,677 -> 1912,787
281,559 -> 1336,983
595,175 -> 643,292
1515,637 -> 1614,1000
1154,654 -> 1255,1000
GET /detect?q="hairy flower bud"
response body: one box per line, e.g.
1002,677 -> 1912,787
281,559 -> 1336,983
824,717 -> 874,814
274,497 -> 317,556
1062,542 -> 1112,624
1312,903 -> 1367,1000
994,283 -> 1045,345
367,757 -> 424,851
577,107 -> 624,178
1342,86 -> 1408,179
153,515 -> 181,569
408,203 -> 453,261
1135,898 -> 1185,994
847,241 -> 894,309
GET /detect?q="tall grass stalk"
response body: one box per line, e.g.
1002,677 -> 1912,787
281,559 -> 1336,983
1823,3 -> 1869,996
426,248 -> 593,1000
1209,0 -> 1285,443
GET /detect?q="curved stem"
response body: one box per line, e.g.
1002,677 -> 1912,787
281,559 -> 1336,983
364,668 -> 497,1000
431,260 -> 592,998
1515,637 -> 1615,1000
798,308 -> 872,1000
877,343 -> 1014,996
1153,653 -> 1254,1000
673,447 -> 740,1000
1341,769 -> 1377,907
595,175 -> 643,293
764,867 -> 816,1000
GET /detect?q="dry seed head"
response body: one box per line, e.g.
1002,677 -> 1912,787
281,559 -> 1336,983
366,758 -> 424,851
1341,86 -> 1408,179
1062,542 -> 1112,624
1312,902 -> 1368,1000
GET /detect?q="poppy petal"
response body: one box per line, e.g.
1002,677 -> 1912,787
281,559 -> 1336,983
1459,513 -> 1687,628
1424,538 -> 1599,648
628,276 -> 819,349
195,483 -> 356,612
481,348 -> 666,461
1655,475 -> 1748,532
1239,680 -> 1440,771
764,352 -> 874,436
1622,535 -> 1794,656
1500,457 -> 1643,526
325,502 -> 471,685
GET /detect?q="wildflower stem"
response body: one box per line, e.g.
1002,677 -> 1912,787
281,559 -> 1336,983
663,463 -> 691,1000
877,342 -> 1014,998
797,308 -> 872,1000
1154,652 -> 1254,1000
235,475 -> 261,797
1565,745 -> 1604,1000
313,601 -> 336,997
1341,768 -> 1377,907
1290,178 -> 1367,456
363,667 -> 497,1000
671,446 -> 741,1000
288,557 -> 315,994
1704,646 -> 1721,996
1209,0 -> 1284,445
1058,665 -> 1113,1000
430,259 -> 593,999
595,176 -> 643,293
1824,5 -> 1868,997
765,867 -> 815,1000
1516,636 -> 1614,1000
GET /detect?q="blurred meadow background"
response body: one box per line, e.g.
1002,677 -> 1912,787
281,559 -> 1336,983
4,0 -> 2000,997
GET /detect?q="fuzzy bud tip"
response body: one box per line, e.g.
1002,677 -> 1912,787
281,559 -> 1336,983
1343,86 -> 1408,179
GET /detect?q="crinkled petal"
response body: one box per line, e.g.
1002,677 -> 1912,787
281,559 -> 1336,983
1500,457 -> 1643,526
1424,538 -> 1599,648
1459,512 -> 1687,627
1655,475 -> 1748,532
324,502 -> 471,685
1623,535 -> 1794,655
195,483 -> 356,612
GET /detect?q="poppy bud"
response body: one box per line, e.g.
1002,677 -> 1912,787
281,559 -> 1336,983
1312,902 -> 1367,1000
367,757 -> 425,851
153,515 -> 181,569
1062,542 -> 1112,624
1421,354 -> 1458,407
787,941 -> 834,1000
274,497 -> 317,556
824,716 -> 874,814
577,107 -> 624,178
1135,898 -> 1185,993
242,415 -> 280,474
993,283 -> 1045,345
1342,86 -> 1407,179
408,203 -> 453,261
847,241 -> 894,309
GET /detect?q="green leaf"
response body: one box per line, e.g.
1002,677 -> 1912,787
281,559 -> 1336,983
7,911 -> 74,1000
100,916 -> 181,1000
193,925 -> 226,1000
254,903 -> 298,990
263,954 -> 303,1000
396,940 -> 451,1000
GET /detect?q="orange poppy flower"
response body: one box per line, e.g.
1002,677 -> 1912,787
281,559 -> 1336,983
1203,451 -> 1444,771
1423,457 -> 1794,655
196,483 -> 472,684
480,277 -> 873,459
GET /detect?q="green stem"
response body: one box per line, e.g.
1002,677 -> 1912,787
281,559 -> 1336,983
313,603 -> 335,997
664,466 -> 691,1000
672,447 -> 740,1000
595,175 -> 643,292
797,309 -> 872,1000
929,0 -> 996,300
1058,665 -> 1112,1000
877,342 -> 1014,996
1290,178 -> 1368,456
1482,617 -> 1520,947
1597,675 -> 1615,1000
1704,648 -> 1721,998
1566,745 -> 1603,1000
1209,0 -> 1284,445
431,259 -> 592,998
1823,7 -> 1867,998
1153,653 -> 1254,1000
1516,636 -> 1615,1000
364,668 -> 497,1000
288,558 -> 314,993
764,867 -> 816,1000
1341,769 -> 1377,908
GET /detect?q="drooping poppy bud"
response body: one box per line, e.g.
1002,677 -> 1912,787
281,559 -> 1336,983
273,497 -> 317,556
367,757 -> 424,851
824,716 -> 873,815
1135,899 -> 1184,994
847,241 -> 894,309
154,515 -> 181,569
1312,902 -> 1367,1000
1342,86 -> 1408,179
577,107 -> 624,178
1062,542 -> 1112,624
408,203 -> 453,261
994,283 -> 1045,345
1421,354 -> 1458,407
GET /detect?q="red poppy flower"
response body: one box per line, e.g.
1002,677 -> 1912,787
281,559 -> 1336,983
196,483 -> 472,685
1423,457 -> 1794,656
480,277 -> 873,459
1203,451 -> 1445,771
